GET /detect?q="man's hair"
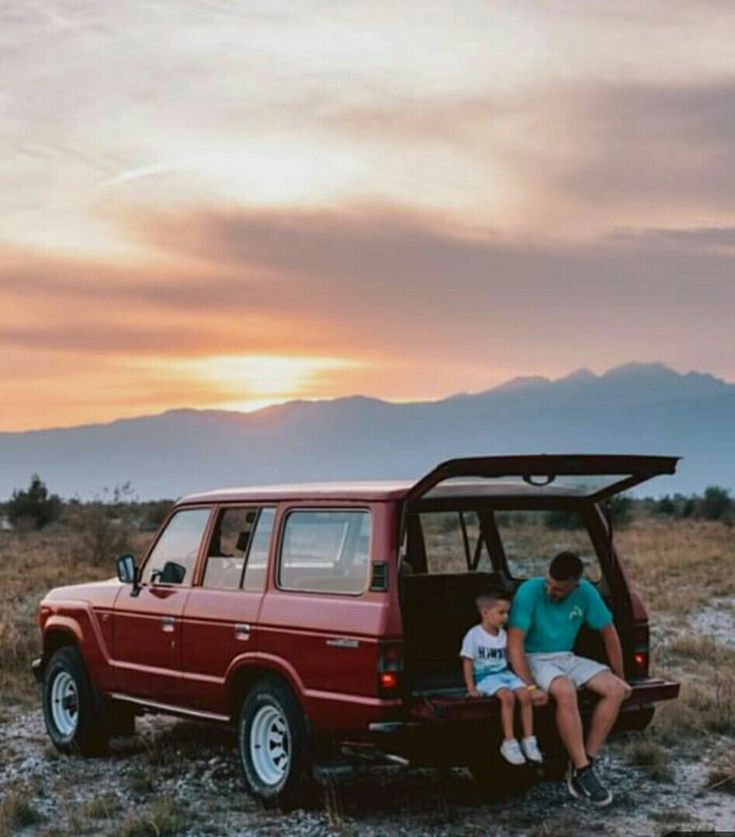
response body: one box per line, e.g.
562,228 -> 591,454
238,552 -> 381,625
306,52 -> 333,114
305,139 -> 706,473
549,551 -> 584,581
475,588 -> 511,611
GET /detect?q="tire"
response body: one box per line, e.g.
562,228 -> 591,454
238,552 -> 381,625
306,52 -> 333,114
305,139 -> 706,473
42,646 -> 109,756
237,676 -> 311,809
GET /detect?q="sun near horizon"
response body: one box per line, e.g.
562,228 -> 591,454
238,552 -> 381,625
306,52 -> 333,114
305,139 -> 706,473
2,3 -> 735,432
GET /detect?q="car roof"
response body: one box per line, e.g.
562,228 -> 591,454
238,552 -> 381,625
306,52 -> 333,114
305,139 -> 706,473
179,479 -> 599,505
177,454 -> 679,506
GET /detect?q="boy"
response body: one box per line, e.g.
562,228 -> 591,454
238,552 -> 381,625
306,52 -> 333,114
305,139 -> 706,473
460,589 -> 544,766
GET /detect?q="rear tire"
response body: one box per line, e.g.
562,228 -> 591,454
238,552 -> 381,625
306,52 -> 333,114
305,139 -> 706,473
42,646 -> 109,755
237,676 -> 311,809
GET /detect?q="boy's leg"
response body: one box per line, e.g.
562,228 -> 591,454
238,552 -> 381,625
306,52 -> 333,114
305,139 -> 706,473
514,687 -> 534,738
496,688 -> 516,740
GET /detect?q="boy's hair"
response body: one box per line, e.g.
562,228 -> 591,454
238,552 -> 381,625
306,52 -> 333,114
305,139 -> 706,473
475,588 -> 511,611
549,551 -> 584,581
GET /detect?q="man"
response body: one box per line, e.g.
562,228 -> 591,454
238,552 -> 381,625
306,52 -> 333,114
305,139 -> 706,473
507,551 -> 632,807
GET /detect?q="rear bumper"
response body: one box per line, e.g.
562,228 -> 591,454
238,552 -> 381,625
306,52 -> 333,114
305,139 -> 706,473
31,657 -> 43,684
365,678 -> 678,766
370,677 -> 679,730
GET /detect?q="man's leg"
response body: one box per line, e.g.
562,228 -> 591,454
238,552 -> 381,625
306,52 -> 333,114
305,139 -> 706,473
583,671 -> 629,758
548,676 -> 588,770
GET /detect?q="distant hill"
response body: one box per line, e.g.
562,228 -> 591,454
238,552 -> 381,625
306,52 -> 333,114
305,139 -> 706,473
1,362 -> 733,498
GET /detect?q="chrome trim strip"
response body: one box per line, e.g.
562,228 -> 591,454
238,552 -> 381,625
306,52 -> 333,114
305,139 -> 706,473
108,693 -> 229,722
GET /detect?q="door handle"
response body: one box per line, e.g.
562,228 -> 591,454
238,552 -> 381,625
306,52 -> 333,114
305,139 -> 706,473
235,623 -> 251,640
161,616 -> 175,633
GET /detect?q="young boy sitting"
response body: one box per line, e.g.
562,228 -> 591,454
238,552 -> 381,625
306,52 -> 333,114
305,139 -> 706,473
460,589 -> 544,766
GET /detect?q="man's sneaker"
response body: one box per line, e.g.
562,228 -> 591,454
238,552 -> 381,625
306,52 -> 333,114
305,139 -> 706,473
566,761 -> 613,807
520,735 -> 544,764
500,739 -> 526,766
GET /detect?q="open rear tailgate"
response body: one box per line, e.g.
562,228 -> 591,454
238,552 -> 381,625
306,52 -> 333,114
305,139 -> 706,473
404,454 -> 679,505
408,678 -> 679,722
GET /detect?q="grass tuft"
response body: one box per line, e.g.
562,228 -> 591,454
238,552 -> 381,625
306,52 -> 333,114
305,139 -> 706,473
624,735 -> 674,781
0,790 -> 43,833
112,796 -> 188,837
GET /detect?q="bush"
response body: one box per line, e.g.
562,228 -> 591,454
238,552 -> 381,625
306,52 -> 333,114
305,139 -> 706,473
7,475 -> 62,530
65,502 -> 134,567
700,486 -> 732,521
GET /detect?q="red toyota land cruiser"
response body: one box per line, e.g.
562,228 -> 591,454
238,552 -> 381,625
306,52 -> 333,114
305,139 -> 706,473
34,455 -> 679,806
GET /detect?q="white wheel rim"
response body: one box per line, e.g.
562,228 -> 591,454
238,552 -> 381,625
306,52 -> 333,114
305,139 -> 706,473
249,704 -> 290,786
50,671 -> 79,737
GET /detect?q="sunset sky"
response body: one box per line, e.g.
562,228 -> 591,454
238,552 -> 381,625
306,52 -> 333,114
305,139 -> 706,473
2,1 -> 735,431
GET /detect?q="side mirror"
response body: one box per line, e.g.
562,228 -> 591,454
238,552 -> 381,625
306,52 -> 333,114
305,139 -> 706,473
116,554 -> 141,596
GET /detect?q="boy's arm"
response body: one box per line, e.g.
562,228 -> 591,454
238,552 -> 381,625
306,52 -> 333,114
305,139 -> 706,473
507,627 -> 534,686
462,658 -> 479,697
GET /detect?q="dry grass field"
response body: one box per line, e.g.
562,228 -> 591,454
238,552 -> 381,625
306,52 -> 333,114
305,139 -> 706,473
0,515 -> 734,835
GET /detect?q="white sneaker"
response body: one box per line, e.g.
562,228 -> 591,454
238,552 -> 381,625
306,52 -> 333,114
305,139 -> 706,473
521,735 -> 544,764
500,738 -> 526,766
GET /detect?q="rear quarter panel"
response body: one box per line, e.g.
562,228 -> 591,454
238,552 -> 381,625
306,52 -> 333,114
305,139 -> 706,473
256,500 -> 403,735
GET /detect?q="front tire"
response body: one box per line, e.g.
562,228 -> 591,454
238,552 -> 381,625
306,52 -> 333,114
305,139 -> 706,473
42,646 -> 109,755
237,676 -> 311,808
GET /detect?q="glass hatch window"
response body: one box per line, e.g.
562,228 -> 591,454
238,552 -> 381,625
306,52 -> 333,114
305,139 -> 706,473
494,509 -> 600,582
424,474 -> 632,499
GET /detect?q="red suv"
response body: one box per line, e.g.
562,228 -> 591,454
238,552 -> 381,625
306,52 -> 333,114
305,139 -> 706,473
34,455 -> 679,805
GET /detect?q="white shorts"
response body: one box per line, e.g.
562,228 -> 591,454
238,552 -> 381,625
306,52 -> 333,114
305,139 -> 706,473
527,652 -> 609,693
476,670 -> 526,696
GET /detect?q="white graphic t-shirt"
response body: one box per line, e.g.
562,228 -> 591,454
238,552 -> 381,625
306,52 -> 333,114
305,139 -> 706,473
460,624 -> 509,681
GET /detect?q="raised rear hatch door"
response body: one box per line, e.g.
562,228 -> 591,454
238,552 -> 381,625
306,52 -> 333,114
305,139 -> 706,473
404,454 -> 679,505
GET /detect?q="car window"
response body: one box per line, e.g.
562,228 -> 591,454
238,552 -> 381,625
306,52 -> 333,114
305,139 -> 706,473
494,510 -> 600,582
142,508 -> 210,586
202,507 -> 258,590
419,511 -> 484,573
279,510 -> 370,595
243,508 -> 275,591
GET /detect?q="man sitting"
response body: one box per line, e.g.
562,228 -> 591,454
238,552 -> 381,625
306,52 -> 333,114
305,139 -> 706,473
507,551 -> 632,806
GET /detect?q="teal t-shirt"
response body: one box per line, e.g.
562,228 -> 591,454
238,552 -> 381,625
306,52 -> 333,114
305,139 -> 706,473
508,577 -> 612,653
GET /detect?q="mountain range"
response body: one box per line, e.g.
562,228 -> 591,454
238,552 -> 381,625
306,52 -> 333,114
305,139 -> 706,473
1,362 -> 733,499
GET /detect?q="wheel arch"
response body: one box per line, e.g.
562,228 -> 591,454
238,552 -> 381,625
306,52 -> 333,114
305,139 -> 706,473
226,656 -> 305,721
43,620 -> 83,659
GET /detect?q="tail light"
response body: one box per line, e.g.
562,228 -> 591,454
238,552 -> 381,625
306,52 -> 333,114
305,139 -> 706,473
377,640 -> 403,698
632,622 -> 650,678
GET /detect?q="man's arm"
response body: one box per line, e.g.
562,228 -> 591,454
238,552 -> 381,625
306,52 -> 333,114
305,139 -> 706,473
507,627 -> 534,685
600,623 -> 630,692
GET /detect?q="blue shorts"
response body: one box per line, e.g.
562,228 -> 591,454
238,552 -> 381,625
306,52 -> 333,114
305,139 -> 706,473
476,670 -> 526,696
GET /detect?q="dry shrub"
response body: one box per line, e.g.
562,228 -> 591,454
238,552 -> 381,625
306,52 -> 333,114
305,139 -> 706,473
0,527 -> 150,704
615,519 -> 735,613
112,796 -> 187,837
624,735 -> 674,781
708,752 -> 735,794
0,789 -> 43,834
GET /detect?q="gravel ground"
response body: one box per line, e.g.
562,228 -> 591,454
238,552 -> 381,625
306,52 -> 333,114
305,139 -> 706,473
1,704 -> 733,836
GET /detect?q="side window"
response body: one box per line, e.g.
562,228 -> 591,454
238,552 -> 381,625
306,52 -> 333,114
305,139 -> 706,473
419,511 -> 484,573
202,507 -> 259,590
142,508 -> 210,586
279,510 -> 370,595
243,508 -> 275,592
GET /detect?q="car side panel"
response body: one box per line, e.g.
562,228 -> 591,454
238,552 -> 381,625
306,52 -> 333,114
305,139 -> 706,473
180,588 -> 263,713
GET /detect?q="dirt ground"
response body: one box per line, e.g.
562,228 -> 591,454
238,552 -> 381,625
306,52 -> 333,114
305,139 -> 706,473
0,701 -> 733,836
2,520 -> 735,835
